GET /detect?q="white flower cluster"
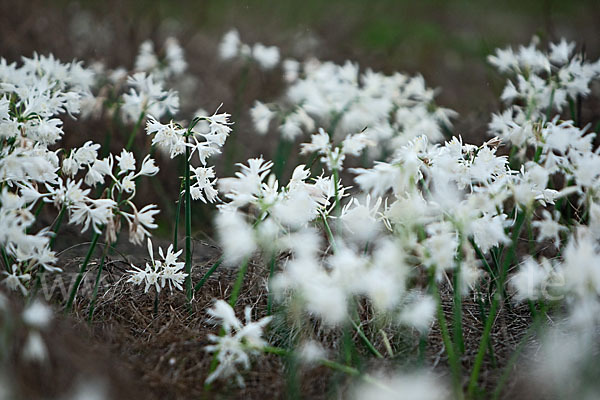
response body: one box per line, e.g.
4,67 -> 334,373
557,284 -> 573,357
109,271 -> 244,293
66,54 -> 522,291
0,50 -> 182,295
216,158 -> 339,265
219,29 -> 280,70
488,37 -> 600,148
0,57 -> 127,287
121,72 -> 179,123
126,238 -> 187,293
145,106 -> 231,203
250,58 -> 455,160
300,127 -> 374,171
134,37 -> 187,80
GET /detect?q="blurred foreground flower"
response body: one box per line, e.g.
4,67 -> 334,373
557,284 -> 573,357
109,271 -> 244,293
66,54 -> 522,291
204,300 -> 272,387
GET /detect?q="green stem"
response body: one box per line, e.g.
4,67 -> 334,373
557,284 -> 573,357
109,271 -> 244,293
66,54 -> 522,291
475,291 -> 497,368
173,179 -> 184,251
284,351 -> 301,400
491,318 -> 541,400
193,257 -> 223,293
87,240 -> 111,322
533,146 -> 543,164
0,248 -> 12,271
66,231 -> 100,313
266,254 -> 276,315
568,97 -> 577,124
184,138 -> 192,302
545,88 -> 555,122
527,212 -> 536,256
320,212 -> 337,253
431,276 -> 463,399
263,346 -> 398,395
228,259 -> 249,307
49,205 -> 67,248
418,333 -> 427,365
262,346 -> 359,375
471,239 -> 497,281
453,234 -> 465,355
273,137 -> 293,181
125,111 -> 145,151
32,200 -> 44,222
467,209 -> 526,397
332,168 -> 341,215
351,319 -> 383,358
341,323 -> 358,366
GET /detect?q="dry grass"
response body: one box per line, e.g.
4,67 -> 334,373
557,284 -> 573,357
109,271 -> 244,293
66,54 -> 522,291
1,230 -> 541,399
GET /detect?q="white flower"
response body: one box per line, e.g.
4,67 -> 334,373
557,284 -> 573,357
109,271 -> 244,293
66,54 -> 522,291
69,198 -> 116,234
549,38 -> 575,65
215,209 -> 256,265
298,341 -> 327,364
351,370 -> 449,400
399,293 -> 436,333
122,72 -> 179,121
85,156 -> 113,187
22,300 -> 53,329
510,257 -> 554,302
22,331 -> 47,362
342,131 -> 374,156
300,128 -> 330,155
488,47 -> 519,73
282,58 -> 300,82
207,299 -> 242,333
116,149 -> 136,175
339,195 -> 382,243
165,37 -> 187,76
250,101 -> 274,135
1,264 -> 31,295
219,29 -> 241,60
138,155 -> 159,176
146,116 -> 187,158
251,43 -> 280,69
134,40 -> 158,72
126,238 -> 187,294
190,166 -> 218,203
532,210 -> 568,248
204,300 -> 272,387
124,203 -> 159,245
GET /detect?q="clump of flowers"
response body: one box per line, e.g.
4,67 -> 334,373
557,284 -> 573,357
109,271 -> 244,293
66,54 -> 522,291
219,29 -> 280,70
126,238 -> 187,294
250,58 -> 455,161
